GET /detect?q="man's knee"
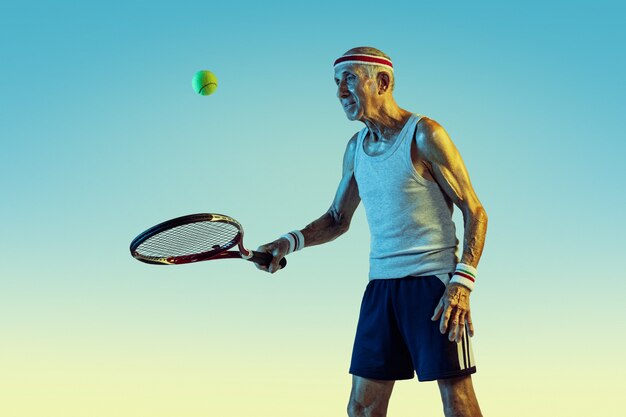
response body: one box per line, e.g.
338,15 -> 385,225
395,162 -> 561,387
347,397 -> 387,417
441,394 -> 478,417
438,376 -> 482,417
347,376 -> 394,417
347,397 -> 363,417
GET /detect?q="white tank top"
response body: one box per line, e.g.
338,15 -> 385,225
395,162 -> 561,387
354,114 -> 459,280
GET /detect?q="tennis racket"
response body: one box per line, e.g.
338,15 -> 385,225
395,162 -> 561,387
130,213 -> 287,269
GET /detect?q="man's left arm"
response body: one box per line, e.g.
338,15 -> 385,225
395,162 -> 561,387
418,118 -> 488,343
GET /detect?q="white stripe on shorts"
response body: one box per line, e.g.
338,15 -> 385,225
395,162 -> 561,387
456,323 -> 475,370
456,333 -> 467,370
467,323 -> 475,367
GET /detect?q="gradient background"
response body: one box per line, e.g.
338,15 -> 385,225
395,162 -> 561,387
1,1 -> 624,416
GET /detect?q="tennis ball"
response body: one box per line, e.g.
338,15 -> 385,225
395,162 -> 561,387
192,70 -> 218,96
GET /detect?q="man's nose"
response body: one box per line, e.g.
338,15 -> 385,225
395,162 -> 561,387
337,80 -> 349,98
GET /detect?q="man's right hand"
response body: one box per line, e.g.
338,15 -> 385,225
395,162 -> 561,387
254,238 -> 290,274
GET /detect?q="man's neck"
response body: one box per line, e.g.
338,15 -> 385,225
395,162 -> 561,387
362,101 -> 411,142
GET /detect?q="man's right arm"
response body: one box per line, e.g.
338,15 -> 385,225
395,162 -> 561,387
256,133 -> 361,273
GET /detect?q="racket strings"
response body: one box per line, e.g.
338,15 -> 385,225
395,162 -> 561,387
135,221 -> 240,258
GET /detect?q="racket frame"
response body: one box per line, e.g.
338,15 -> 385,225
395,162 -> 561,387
130,213 -> 252,265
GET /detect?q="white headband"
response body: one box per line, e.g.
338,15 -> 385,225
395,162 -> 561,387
333,54 -> 394,72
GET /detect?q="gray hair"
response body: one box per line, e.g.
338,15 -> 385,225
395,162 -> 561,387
342,46 -> 395,91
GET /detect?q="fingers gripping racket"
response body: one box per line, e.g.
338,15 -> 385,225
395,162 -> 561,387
130,213 -> 286,269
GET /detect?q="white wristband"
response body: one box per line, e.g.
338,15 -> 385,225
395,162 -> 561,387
280,230 -> 305,254
281,233 -> 296,254
449,263 -> 477,291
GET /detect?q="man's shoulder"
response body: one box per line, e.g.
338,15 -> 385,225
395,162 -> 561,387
415,116 -> 449,149
345,131 -> 360,152
416,116 -> 445,138
342,131 -> 361,171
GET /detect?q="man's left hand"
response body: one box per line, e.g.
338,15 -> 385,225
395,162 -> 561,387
431,283 -> 474,343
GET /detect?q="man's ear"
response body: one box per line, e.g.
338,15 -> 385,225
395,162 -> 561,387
377,71 -> 391,94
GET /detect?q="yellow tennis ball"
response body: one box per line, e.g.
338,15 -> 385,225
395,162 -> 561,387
192,70 -> 218,96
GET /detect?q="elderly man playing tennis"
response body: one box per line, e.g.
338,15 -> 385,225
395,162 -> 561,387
256,46 -> 488,417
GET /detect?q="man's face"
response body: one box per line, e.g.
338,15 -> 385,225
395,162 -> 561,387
334,64 -> 375,121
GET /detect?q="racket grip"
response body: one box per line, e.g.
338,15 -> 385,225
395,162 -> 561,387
249,250 -> 287,269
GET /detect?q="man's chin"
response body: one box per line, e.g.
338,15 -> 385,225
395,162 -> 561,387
344,110 -> 359,121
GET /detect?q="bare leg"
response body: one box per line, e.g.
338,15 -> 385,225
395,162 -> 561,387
347,375 -> 395,417
437,375 -> 483,417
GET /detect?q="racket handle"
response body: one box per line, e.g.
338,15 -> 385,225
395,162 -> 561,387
249,250 -> 287,269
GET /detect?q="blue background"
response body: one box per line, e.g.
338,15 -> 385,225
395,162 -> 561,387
1,1 -> 624,415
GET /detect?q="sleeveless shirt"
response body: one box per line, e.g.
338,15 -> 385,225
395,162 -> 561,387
354,114 -> 459,280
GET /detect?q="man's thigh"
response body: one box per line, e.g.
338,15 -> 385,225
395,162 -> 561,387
348,375 -> 395,416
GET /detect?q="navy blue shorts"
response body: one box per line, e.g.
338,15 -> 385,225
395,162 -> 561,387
349,275 -> 476,382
